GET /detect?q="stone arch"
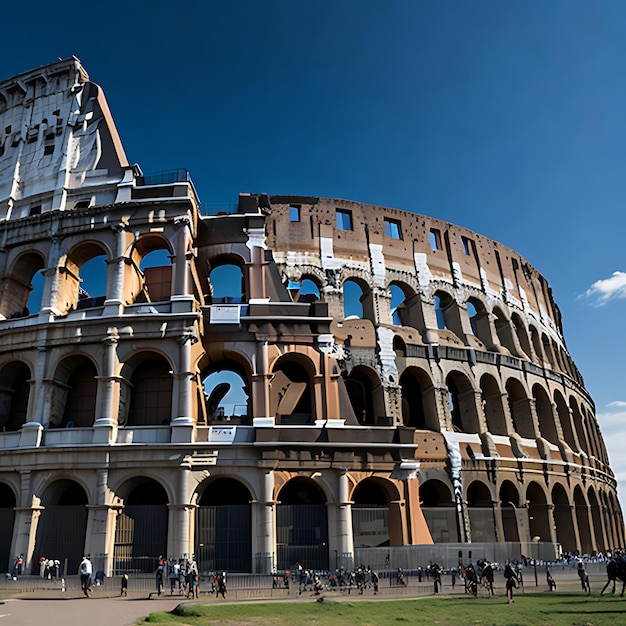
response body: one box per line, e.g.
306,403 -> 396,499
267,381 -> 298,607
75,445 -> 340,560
526,481 -> 551,542
0,250 -> 46,318
599,490 -> 616,550
466,297 -> 492,347
113,477 -> 169,574
208,253 -> 246,304
446,370 -> 480,433
480,373 -> 507,435
554,390 -> 576,450
201,353 -> 252,425
351,477 -> 402,547
529,325 -> 543,365
0,360 -> 32,431
0,482 -> 16,573
389,280 -> 424,330
511,313 -> 532,359
55,240 -> 110,315
433,289 -> 463,338
119,351 -> 174,426
399,366 -> 438,430
130,233 -> 174,304
505,378 -> 534,439
276,478 -> 329,570
608,492 -> 625,547
48,354 -> 98,428
466,481 -> 496,541
270,353 -> 317,425
574,485 -> 593,555
295,274 -> 322,303
588,487 -> 605,553
569,398 -> 588,454
32,479 -> 88,574
345,365 -> 385,426
552,483 -> 576,553
195,477 -> 252,573
419,479 -> 458,542
532,383 -> 559,445
499,481 -> 520,541
493,307 -> 517,354
343,276 -> 374,322
541,333 -> 556,369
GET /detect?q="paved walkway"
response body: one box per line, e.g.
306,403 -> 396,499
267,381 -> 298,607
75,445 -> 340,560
0,568 -> 615,626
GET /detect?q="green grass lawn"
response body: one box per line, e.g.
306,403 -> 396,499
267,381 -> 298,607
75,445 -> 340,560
139,593 -> 626,626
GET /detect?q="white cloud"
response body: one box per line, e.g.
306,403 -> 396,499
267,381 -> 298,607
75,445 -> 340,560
607,400 -> 626,408
580,271 -> 626,306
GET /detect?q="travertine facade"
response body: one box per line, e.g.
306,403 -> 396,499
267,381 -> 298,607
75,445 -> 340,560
0,58 -> 622,576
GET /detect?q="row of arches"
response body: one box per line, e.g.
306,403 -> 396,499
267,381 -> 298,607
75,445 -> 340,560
420,478 -> 624,553
0,475 -> 401,574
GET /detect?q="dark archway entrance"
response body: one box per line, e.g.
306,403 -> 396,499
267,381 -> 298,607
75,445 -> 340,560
276,479 -> 328,570
113,479 -> 168,574
419,480 -> 458,542
195,478 -> 252,573
499,481 -> 520,542
352,480 -> 390,548
32,480 -> 88,575
0,483 -> 16,572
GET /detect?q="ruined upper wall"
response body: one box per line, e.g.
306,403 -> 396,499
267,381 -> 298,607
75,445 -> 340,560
265,195 -> 564,341
0,57 -> 129,220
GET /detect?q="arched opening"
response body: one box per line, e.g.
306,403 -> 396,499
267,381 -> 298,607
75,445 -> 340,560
0,361 -> 31,431
574,486 -> 593,555
276,478 -> 328,570
75,254 -> 108,309
196,478 -> 252,573
554,391 -> 576,450
32,480 -> 88,574
446,371 -> 479,433
541,334 -> 556,369
466,297 -> 494,348
202,362 -> 250,425
400,367 -> 438,430
0,483 -> 16,573
570,399 -> 588,454
511,314 -> 532,359
295,276 -> 321,303
352,479 -> 394,548
609,492 -> 625,547
49,355 -> 97,428
0,251 -> 46,318
209,257 -> 245,304
529,326 -> 543,365
527,482 -> 551,542
493,307 -> 517,355
121,354 -> 173,426
343,277 -> 374,321
505,378 -> 535,439
393,335 -> 406,357
480,374 -> 507,435
467,481 -> 495,541
113,478 -> 168,574
345,365 -> 386,426
390,284 -> 406,326
599,491 -> 616,550
270,356 -> 315,425
136,246 -> 173,303
499,481 -> 520,541
588,488 -> 605,553
419,479 -> 458,542
552,484 -> 576,553
533,384 -> 559,446
433,290 -> 463,337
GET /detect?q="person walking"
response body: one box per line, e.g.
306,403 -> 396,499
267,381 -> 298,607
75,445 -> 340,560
504,563 -> 517,604
79,555 -> 93,598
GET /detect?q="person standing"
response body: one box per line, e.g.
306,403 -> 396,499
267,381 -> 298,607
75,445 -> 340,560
79,556 -> 93,598
504,563 -> 517,604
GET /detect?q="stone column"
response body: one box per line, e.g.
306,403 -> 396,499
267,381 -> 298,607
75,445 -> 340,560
171,217 -> 194,313
252,340 -> 274,426
168,463 -> 192,560
255,470 -> 276,573
93,329 -> 119,444
29,343 -> 49,425
84,467 -> 115,573
13,471 -> 39,573
103,223 -> 128,316
336,470 -> 354,566
171,327 -> 197,443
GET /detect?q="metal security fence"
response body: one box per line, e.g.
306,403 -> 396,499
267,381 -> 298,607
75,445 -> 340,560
195,505 -> 252,573
276,504 -> 329,571
352,507 -> 389,548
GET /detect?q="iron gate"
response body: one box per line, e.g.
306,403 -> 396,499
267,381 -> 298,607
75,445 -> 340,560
276,504 -> 328,571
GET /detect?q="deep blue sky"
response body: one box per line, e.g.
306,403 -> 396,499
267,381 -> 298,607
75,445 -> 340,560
3,1 -> 626,510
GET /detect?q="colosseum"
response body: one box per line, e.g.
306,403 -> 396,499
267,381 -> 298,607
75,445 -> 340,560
0,57 -> 622,577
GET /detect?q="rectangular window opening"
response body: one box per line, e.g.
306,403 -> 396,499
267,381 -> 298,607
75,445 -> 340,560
430,228 -> 442,251
289,205 -> 301,222
461,236 -> 471,255
384,217 -> 402,240
336,208 -> 353,231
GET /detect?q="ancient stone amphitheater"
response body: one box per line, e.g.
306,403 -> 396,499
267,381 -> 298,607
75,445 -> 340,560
0,57 -> 621,577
